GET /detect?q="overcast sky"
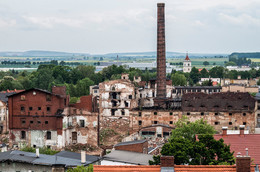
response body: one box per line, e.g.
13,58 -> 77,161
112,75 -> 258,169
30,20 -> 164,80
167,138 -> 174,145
0,0 -> 260,54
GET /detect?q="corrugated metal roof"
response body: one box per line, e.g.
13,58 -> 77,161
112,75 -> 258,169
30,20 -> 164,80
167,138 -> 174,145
114,140 -> 147,147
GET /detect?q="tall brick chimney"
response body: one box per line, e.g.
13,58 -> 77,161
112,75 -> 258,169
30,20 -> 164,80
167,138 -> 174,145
155,3 -> 166,107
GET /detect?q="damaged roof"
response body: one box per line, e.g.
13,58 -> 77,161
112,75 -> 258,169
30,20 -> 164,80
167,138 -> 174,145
182,92 -> 255,112
114,140 -> 147,147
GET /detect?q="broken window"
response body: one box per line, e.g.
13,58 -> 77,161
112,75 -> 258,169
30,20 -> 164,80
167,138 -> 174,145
138,112 -> 142,117
187,112 -> 190,115
154,112 -> 157,115
229,122 -> 232,125
121,110 -> 125,115
157,134 -> 162,137
140,94 -> 142,98
201,112 -> 204,116
215,113 -> 218,116
30,121 -> 33,124
111,109 -> 116,116
21,95 -> 26,101
170,121 -> 173,124
243,122 -> 247,125
37,121 -> 41,124
112,100 -> 117,107
38,107 -> 41,110
80,120 -> 85,127
112,86 -> 115,91
29,107 -> 33,111
229,113 -> 232,116
154,121 -> 158,124
215,122 -> 220,125
45,121 -> 48,124
129,95 -> 132,99
169,112 -> 173,116
46,95 -> 51,101
138,121 -> 142,126
142,131 -> 155,135
21,106 -> 25,111
124,101 -> 129,107
21,118 -> 26,125
47,107 -> 51,112
47,131 -> 51,140
243,113 -> 246,116
21,131 -> 26,139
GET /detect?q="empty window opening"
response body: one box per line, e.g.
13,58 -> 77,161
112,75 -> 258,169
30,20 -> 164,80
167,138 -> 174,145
243,113 -> 246,116
138,121 -> 142,126
21,95 -> 26,101
45,121 -> 48,124
47,107 -> 51,112
121,110 -> 125,115
21,118 -> 26,124
157,134 -> 162,137
124,101 -> 129,107
80,120 -> 85,127
142,131 -> 155,135
170,112 -> 173,116
154,112 -> 157,115
33,145 -> 36,148
30,121 -> 33,124
47,131 -> 51,140
215,113 -> 218,116
37,121 -> 41,124
112,100 -> 117,107
187,112 -> 190,115
170,121 -> 173,124
154,121 -> 158,124
229,122 -> 232,125
201,112 -> 204,116
243,122 -> 247,125
29,107 -> 33,111
111,109 -> 116,116
138,112 -> 142,117
21,131 -> 26,139
229,113 -> 232,116
21,106 -> 25,111
38,107 -> 41,110
46,95 -> 51,101
129,95 -> 132,99
215,122 -> 220,125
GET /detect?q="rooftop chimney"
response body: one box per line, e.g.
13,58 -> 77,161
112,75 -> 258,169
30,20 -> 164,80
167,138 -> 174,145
222,126 -> 228,136
236,153 -> 251,172
155,3 -> 166,107
160,156 -> 174,167
36,148 -> 40,158
81,150 -> 86,164
239,125 -> 245,136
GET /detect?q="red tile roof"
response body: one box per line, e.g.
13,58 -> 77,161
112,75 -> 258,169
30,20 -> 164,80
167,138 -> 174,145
185,53 -> 190,61
214,134 -> 260,165
94,165 -> 255,172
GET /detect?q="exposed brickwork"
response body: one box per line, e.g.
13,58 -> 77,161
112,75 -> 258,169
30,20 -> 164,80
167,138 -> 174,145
115,141 -> 148,153
160,156 -> 174,167
236,157 -> 251,172
155,3 -> 166,105
70,95 -> 93,112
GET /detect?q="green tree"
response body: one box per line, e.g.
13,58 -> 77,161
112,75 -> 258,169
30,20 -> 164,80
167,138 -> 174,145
209,66 -> 225,78
67,164 -> 93,172
203,61 -> 209,66
75,77 -> 94,97
159,118 -> 234,165
189,67 -> 200,85
201,79 -> 213,86
200,68 -> 209,78
171,73 -> 186,86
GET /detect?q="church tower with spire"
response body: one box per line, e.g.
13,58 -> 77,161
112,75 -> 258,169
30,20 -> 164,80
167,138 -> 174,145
183,52 -> 191,73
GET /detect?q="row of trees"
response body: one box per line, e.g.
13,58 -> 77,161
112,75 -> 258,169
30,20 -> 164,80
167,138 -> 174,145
1,60 -> 82,66
171,66 -> 260,86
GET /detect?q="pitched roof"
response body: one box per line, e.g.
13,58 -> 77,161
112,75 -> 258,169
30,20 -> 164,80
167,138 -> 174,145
0,150 -> 99,167
214,134 -> 260,165
114,140 -> 147,147
185,53 -> 190,61
55,151 -> 100,164
94,165 -> 161,172
7,88 -> 52,97
103,150 -> 153,165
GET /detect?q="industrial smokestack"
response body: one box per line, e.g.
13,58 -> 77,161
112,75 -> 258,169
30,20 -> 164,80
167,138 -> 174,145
155,3 -> 166,107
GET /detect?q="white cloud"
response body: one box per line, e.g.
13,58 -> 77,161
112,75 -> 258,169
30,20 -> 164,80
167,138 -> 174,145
0,18 -> 16,28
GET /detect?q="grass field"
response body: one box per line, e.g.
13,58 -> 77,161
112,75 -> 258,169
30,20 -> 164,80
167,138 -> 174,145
248,58 -> 260,62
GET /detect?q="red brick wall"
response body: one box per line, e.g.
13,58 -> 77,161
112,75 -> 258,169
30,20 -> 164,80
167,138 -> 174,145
70,95 -> 93,111
8,89 -> 65,133
115,141 -> 148,153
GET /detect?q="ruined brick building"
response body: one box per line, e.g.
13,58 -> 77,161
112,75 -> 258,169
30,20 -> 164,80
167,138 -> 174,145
8,86 -> 69,148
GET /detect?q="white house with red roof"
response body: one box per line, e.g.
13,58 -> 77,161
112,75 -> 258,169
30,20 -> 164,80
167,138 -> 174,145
183,52 -> 192,73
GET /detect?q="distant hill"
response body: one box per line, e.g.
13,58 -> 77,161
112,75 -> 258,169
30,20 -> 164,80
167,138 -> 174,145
100,52 -> 228,58
229,52 -> 260,59
0,50 -> 90,57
